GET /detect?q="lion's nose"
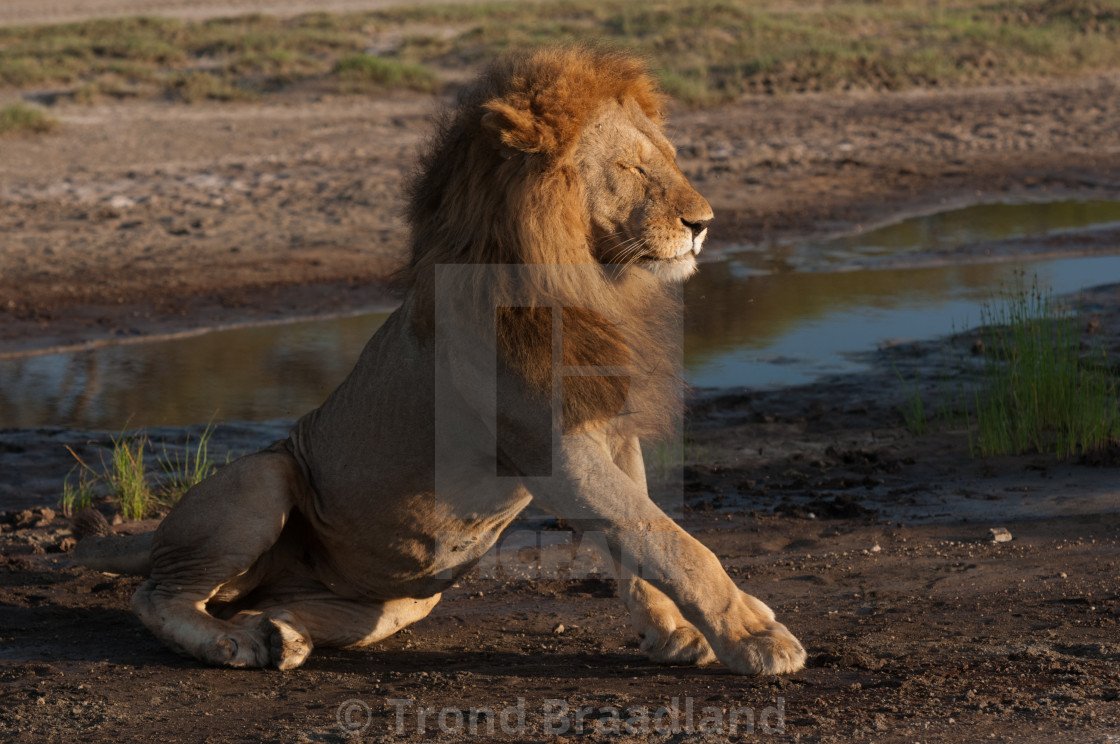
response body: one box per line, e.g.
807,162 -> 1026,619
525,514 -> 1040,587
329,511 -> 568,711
681,217 -> 711,239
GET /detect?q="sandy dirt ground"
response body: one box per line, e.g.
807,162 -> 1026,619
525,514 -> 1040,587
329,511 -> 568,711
3,7 -> 1120,742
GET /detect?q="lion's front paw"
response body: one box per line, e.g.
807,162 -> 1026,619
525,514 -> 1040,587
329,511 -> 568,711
710,593 -> 806,675
641,625 -> 716,666
716,621 -> 806,675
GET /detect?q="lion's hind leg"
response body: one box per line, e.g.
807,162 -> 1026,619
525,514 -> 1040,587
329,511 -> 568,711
223,594 -> 442,671
131,448 -> 305,668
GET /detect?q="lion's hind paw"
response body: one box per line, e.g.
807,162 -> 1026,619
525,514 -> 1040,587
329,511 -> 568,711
267,614 -> 313,671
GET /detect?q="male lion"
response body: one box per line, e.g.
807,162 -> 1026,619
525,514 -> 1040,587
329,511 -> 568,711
76,48 -> 806,675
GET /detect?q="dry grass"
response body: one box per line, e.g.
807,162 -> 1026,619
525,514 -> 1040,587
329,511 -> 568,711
333,53 -> 438,93
1,0 -> 1118,106
0,101 -> 57,134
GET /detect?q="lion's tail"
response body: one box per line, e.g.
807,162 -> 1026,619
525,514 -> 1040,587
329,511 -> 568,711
71,509 -> 154,576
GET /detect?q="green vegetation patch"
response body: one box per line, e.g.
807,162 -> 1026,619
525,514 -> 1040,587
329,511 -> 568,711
0,101 -> 57,134
61,420 -> 227,520
1,0 -> 1118,106
334,53 -> 438,92
897,274 -> 1120,460
970,279 -> 1120,458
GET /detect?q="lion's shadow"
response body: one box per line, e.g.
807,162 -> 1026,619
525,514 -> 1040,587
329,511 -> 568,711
5,601 -> 740,680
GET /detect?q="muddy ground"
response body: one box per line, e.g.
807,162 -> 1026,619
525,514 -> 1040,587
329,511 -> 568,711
3,8 -> 1120,742
5,74 -> 1120,355
4,350 -> 1120,743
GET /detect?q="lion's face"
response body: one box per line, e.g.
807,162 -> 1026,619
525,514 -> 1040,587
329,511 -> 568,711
575,98 -> 714,282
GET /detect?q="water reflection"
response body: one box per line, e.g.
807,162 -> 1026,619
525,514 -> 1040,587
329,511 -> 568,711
685,256 -> 1120,388
3,200 -> 1120,430
0,314 -> 388,430
732,199 -> 1120,273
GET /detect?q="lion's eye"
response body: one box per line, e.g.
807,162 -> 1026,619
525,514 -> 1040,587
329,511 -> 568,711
619,162 -> 647,178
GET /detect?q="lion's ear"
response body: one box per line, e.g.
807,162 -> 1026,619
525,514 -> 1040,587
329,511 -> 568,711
481,104 -> 553,157
480,111 -> 518,159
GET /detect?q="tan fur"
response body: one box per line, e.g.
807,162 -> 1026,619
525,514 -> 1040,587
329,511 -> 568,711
76,47 -> 805,675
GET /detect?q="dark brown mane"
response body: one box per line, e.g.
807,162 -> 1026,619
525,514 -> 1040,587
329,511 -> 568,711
403,47 -> 683,441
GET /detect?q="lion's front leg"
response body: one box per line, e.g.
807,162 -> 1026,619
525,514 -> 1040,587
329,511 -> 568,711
612,437 -> 714,667
531,434 -> 806,675
612,519 -> 805,675
620,568 -> 715,666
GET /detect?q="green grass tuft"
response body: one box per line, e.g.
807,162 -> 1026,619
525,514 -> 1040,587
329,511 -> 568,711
0,102 -> 57,135
972,277 -> 1120,459
896,273 -> 1120,459
334,54 -> 439,93
157,420 -> 222,504
61,419 -> 233,521
105,431 -> 155,521
59,466 -> 97,517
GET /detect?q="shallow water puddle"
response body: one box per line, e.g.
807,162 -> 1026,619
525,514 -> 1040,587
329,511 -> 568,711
0,314 -> 391,430
729,199 -> 1120,273
686,254 -> 1120,388
2,200 -> 1120,430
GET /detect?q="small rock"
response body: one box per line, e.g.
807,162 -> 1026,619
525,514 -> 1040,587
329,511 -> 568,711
107,195 -> 135,210
1060,572 -> 1068,579
11,507 -> 55,529
870,544 -> 882,553
989,527 -> 1012,543
552,623 -> 565,635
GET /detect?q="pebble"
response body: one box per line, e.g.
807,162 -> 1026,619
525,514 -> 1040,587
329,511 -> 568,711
552,623 -> 565,635
990,527 -> 1013,543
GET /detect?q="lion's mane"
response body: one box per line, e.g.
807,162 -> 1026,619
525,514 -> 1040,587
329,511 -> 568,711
404,47 -> 684,441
